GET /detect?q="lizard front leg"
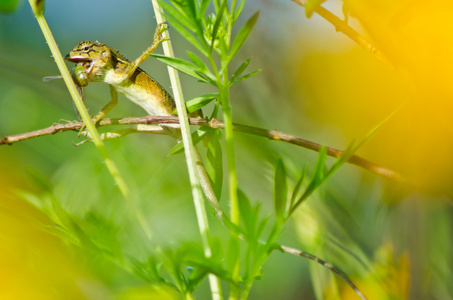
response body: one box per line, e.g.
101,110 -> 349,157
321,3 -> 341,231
126,22 -> 168,78
93,85 -> 119,124
79,85 -> 118,135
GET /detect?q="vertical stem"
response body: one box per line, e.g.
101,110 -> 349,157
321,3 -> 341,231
150,1 -> 222,299
222,2 -> 240,299
221,85 -> 238,224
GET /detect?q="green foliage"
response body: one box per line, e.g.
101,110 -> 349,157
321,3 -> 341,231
274,158 -> 288,225
0,0 -> 20,13
185,93 -> 218,113
11,0 -> 397,299
154,0 -> 260,102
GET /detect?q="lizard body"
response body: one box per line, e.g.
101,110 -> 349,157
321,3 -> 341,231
64,24 -> 201,136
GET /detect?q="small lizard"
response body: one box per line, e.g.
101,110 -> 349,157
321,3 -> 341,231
64,23 -> 201,137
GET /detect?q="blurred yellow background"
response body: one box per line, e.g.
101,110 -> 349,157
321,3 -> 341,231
1,0 -> 453,299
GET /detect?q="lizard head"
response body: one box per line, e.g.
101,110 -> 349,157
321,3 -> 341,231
65,41 -> 113,82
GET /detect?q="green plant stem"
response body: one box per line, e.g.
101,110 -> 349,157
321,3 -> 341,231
151,1 -> 222,299
27,0 -> 152,240
224,3 -> 239,227
223,3 -> 241,299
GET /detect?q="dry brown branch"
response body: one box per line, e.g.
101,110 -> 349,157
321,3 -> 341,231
278,244 -> 367,300
0,116 -> 404,182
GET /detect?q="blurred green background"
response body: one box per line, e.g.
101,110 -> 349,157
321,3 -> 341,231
1,0 -> 453,299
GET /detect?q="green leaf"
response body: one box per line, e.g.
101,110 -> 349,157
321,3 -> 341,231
187,51 -> 208,71
210,0 -> 228,51
326,140 -> 356,180
171,0 -> 200,28
304,146 -> 328,196
152,54 -> 208,82
49,197 -> 94,248
26,168 -> 53,193
290,163 -> 308,208
160,0 -> 197,32
186,93 -> 218,113
233,0 -> 247,22
206,130 -> 223,200
230,58 -> 250,83
0,0 -> 20,13
290,147 -> 327,214
304,0 -> 326,18
231,69 -> 261,85
186,52 -> 216,83
256,214 -> 269,240
164,14 -> 207,55
229,11 -> 260,61
200,0 -> 210,16
274,158 -> 288,223
238,189 -> 254,237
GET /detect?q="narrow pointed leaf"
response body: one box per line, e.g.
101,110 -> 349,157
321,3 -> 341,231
164,14 -> 207,55
231,69 -> 261,85
238,189 -> 254,236
187,52 -> 216,83
187,51 -> 209,71
274,158 -> 288,222
304,146 -> 328,195
160,0 -> 197,32
186,93 -> 218,113
326,140 -> 357,179
210,0 -> 228,51
229,11 -> 260,60
233,0 -> 247,21
152,54 -> 206,81
200,0 -> 210,15
290,163 -> 308,208
291,147 -> 328,214
171,0 -> 200,27
194,70 -> 216,85
256,215 -> 269,240
230,58 -> 250,83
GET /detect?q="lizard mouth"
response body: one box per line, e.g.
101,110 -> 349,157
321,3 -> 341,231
64,55 -> 95,74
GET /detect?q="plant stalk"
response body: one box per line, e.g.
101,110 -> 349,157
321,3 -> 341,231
151,1 -> 222,299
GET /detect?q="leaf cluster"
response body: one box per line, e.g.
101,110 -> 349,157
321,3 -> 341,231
154,0 -> 260,116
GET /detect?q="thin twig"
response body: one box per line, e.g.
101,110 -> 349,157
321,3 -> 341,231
292,0 -> 391,67
0,116 -> 404,182
278,244 -> 368,300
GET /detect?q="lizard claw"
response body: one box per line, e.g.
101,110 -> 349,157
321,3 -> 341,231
77,115 -> 101,137
154,22 -> 169,44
